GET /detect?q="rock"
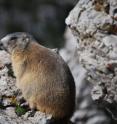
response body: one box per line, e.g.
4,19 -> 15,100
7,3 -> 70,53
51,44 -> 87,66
65,0 -> 117,122
5,107 -> 17,118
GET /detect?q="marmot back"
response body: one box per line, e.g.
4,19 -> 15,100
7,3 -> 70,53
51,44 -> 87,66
0,32 -> 76,124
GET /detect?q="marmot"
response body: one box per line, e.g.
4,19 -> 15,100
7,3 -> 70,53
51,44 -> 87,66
0,32 -> 75,124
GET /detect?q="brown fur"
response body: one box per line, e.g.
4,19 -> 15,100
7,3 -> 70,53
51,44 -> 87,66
11,41 -> 75,119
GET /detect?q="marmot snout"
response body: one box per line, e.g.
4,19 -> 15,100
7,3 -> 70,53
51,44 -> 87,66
0,32 -> 76,123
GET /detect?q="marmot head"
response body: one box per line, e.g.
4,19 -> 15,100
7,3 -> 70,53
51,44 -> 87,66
0,32 -> 34,53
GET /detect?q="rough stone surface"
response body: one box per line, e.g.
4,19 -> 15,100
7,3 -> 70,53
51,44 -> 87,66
65,0 -> 117,122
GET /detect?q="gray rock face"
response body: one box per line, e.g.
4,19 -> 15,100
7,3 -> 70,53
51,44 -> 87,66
65,0 -> 117,122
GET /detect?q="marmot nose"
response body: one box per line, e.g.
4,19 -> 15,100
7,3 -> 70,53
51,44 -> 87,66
0,42 -> 3,50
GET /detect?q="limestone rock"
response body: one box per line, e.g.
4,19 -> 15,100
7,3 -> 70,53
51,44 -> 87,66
66,0 -> 117,122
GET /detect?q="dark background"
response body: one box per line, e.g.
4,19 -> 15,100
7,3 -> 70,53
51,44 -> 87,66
0,0 -> 77,48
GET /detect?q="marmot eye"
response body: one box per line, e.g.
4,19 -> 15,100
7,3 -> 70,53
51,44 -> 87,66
10,36 -> 17,41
